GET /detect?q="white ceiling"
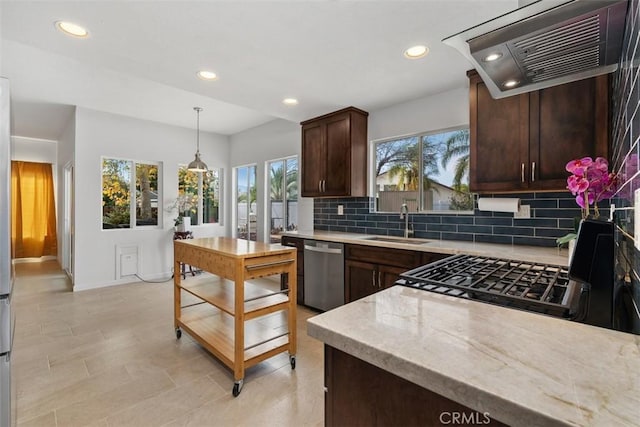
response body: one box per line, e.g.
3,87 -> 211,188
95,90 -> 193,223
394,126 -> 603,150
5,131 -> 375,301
0,1 -> 519,140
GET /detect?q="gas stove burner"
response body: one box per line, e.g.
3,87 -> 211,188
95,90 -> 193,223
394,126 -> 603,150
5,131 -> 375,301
398,254 -> 579,318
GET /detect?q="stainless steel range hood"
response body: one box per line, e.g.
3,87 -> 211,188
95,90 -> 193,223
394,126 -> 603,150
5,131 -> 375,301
443,0 -> 628,99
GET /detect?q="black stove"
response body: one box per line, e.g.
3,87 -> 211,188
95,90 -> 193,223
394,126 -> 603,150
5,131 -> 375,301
396,254 -> 583,319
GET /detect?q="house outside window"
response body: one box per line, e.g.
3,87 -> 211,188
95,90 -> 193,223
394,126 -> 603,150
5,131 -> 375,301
373,127 -> 472,213
177,165 -> 222,225
102,158 -> 161,229
267,156 -> 298,243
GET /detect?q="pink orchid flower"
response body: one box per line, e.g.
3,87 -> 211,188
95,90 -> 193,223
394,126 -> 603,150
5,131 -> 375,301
565,157 -> 593,176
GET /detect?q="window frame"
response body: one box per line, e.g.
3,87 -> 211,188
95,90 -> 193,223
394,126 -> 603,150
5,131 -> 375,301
234,163 -> 258,240
101,156 -> 163,230
370,125 -> 473,214
177,165 -> 223,226
266,155 -> 299,242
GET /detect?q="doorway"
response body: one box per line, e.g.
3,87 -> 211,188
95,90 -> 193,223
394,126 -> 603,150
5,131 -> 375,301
62,162 -> 74,281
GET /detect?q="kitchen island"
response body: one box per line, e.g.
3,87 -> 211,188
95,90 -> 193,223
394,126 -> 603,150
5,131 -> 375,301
308,285 -> 640,426
174,237 -> 297,396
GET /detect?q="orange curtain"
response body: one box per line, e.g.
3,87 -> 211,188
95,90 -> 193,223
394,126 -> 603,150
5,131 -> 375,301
11,161 -> 57,258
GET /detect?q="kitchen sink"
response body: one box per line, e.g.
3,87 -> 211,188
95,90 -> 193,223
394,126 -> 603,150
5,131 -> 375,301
362,236 -> 433,245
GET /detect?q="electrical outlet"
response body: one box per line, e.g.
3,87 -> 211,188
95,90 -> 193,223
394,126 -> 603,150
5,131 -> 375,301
635,190 -> 640,250
337,205 -> 344,215
514,205 -> 531,219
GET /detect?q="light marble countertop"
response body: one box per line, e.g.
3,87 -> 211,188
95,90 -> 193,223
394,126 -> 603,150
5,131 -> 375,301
282,230 -> 569,266
307,286 -> 640,427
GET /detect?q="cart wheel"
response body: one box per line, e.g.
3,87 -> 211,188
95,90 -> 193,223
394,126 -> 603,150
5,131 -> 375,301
175,328 -> 182,339
232,379 -> 244,397
290,355 -> 296,370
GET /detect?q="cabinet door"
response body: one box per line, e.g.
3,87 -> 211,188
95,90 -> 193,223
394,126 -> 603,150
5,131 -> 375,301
469,72 -> 530,193
345,260 -> 378,303
323,114 -> 351,196
301,122 -> 326,197
530,75 -> 609,190
378,264 -> 408,290
281,236 -> 304,304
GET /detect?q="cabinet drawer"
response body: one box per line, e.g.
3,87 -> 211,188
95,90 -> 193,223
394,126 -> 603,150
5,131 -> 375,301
345,244 -> 422,269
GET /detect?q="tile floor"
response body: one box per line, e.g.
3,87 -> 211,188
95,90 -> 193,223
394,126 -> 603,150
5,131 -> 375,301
12,261 -> 324,427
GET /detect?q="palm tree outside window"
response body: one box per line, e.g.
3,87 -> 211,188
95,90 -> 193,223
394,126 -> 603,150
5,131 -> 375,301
268,156 -> 298,243
373,127 -> 472,213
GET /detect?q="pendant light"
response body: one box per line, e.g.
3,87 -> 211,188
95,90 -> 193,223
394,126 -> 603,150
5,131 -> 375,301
187,107 -> 208,172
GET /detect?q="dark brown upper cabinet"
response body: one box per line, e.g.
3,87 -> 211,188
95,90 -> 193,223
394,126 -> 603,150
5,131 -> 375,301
468,70 -> 609,193
301,107 -> 368,197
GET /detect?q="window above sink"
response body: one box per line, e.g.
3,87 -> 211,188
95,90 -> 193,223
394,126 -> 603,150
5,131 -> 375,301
371,126 -> 474,215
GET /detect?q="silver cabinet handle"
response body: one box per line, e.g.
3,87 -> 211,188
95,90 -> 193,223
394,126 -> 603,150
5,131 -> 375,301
322,180 -> 326,192
378,271 -> 382,289
318,180 -> 322,193
531,162 -> 536,182
521,163 -> 525,183
372,271 -> 376,288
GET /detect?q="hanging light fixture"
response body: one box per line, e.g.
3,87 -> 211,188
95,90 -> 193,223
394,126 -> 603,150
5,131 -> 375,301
187,107 -> 208,172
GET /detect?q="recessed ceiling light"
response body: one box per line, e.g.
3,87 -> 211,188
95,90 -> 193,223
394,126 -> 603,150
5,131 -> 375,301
404,45 -> 429,59
55,21 -> 89,38
197,70 -> 218,81
283,98 -> 299,106
504,79 -> 519,88
483,52 -> 503,62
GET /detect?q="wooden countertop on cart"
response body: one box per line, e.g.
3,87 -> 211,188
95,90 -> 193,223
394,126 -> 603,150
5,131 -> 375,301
173,237 -> 295,258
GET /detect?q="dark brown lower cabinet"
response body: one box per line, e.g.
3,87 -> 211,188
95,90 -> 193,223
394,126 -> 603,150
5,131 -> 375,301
280,235 -> 304,304
345,244 -> 448,303
325,345 -> 507,427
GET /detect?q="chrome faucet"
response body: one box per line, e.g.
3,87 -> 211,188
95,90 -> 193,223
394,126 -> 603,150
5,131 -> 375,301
400,203 -> 414,238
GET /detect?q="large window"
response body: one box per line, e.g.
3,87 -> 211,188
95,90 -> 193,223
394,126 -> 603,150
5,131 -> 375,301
373,127 -> 472,213
267,156 -> 298,243
177,166 -> 222,225
235,165 -> 257,241
102,158 -> 160,229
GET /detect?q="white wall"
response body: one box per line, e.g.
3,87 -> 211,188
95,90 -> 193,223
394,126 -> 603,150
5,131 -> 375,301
229,119 -> 314,240
73,108 -> 230,290
12,136 -> 57,163
368,87 -> 468,141
367,87 -> 469,196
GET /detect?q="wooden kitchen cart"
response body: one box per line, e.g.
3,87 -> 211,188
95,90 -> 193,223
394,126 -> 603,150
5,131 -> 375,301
173,237 -> 297,396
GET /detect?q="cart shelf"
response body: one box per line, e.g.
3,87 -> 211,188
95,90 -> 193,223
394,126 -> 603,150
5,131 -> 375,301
178,277 -> 290,320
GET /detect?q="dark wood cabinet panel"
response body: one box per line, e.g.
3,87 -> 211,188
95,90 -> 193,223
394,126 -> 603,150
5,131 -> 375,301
345,259 -> 378,302
378,264 -> 408,290
470,72 -> 529,192
530,76 -> 609,190
345,244 -> 445,302
325,345 -> 507,427
345,244 -> 422,269
300,123 -> 325,197
468,70 -> 609,193
300,107 -> 368,197
280,235 -> 304,305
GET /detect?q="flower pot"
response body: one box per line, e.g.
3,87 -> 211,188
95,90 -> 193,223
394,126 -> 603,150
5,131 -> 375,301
176,222 -> 186,232
182,216 -> 191,231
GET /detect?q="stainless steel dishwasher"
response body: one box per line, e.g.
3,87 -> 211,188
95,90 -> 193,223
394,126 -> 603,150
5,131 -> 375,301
303,240 -> 344,311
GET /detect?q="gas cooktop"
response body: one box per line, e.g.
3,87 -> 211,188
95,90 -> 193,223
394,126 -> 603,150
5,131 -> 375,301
396,254 -> 581,318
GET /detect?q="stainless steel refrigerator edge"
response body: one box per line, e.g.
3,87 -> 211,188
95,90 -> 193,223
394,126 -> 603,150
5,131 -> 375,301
0,77 -> 14,427
303,240 -> 344,311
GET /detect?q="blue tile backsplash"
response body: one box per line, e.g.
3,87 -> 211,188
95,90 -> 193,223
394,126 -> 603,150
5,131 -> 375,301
314,192 -> 582,248
611,0 -> 640,334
